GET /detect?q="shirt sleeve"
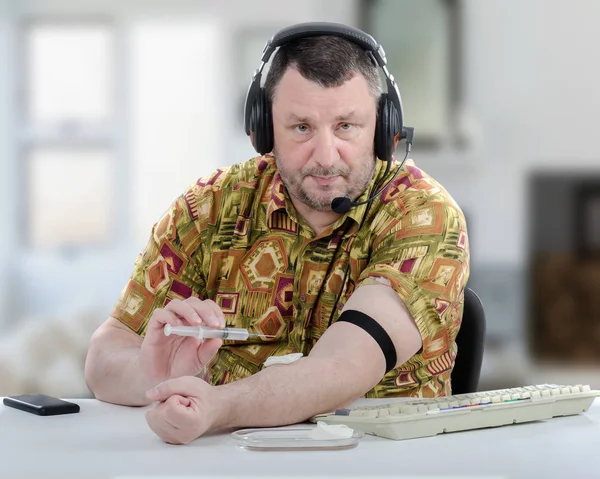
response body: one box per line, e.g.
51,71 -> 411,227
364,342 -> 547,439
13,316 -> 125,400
110,181 -> 216,336
354,196 -> 470,368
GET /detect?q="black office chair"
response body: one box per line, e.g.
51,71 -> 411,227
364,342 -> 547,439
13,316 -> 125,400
451,287 -> 486,394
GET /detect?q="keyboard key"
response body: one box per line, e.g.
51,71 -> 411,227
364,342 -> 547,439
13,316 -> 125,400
349,409 -> 377,418
399,405 -> 419,414
334,409 -> 351,416
388,405 -> 401,415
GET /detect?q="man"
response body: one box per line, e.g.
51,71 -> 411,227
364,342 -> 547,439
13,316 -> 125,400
85,23 -> 469,445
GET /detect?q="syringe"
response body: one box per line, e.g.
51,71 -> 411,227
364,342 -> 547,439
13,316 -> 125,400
164,324 -> 276,341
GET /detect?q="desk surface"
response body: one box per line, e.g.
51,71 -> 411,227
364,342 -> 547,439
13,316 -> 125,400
1,396 -> 599,479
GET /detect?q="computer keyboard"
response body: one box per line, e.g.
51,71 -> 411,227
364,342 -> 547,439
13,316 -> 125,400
312,384 -> 600,440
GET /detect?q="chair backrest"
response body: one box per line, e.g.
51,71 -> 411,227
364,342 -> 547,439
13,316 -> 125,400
451,287 -> 486,394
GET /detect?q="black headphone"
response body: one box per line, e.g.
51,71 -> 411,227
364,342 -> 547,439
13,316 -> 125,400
243,21 -> 410,161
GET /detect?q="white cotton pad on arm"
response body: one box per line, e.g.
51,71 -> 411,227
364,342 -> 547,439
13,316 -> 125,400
263,353 -> 304,367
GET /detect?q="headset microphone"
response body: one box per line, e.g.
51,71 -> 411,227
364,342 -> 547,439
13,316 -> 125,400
331,126 -> 414,214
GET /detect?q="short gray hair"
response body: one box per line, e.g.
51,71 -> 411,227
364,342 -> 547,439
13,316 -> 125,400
264,35 -> 382,104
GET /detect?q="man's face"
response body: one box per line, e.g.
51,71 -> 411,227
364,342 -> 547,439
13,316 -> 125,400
271,67 -> 378,213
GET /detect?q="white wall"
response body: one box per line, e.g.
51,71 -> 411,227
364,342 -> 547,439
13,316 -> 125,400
420,0 -> 600,268
0,0 -> 15,318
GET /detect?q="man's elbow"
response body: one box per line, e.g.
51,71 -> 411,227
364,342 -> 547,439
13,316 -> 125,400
85,322 -> 130,401
84,327 -> 108,399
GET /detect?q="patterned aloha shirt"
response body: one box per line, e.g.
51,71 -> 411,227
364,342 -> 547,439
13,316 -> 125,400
112,153 -> 470,398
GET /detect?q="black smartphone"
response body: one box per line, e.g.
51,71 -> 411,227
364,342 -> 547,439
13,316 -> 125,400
3,394 -> 80,416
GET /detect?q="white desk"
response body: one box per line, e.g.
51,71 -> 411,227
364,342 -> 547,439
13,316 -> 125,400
1,397 -> 599,479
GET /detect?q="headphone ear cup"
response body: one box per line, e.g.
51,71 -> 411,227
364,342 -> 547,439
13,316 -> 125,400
262,91 -> 273,154
248,92 -> 261,153
374,94 -> 402,162
251,88 -> 274,155
374,94 -> 390,161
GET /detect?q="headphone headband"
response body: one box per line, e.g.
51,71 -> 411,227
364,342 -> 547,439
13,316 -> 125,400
261,22 -> 387,68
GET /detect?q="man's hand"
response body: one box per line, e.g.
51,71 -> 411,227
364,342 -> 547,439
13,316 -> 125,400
140,298 -> 225,386
145,376 -> 222,444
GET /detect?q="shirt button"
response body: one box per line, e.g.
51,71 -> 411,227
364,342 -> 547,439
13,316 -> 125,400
300,294 -> 306,302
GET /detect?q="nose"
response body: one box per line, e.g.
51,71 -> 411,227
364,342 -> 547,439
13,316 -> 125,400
312,129 -> 340,169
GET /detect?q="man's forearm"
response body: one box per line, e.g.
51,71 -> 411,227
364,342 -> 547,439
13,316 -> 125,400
212,353 -> 382,430
85,345 -> 153,407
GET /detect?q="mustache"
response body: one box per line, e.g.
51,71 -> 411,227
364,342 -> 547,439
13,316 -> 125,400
301,166 -> 349,177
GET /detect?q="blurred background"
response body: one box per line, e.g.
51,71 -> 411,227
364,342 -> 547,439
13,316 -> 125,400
1,0 -> 599,398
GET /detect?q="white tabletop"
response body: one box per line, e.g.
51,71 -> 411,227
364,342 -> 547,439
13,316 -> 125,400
1,397 -> 599,479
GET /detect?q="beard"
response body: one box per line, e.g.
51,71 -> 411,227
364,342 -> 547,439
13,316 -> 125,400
274,149 -> 376,212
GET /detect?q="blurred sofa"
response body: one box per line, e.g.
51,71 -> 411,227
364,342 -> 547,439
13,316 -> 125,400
0,309 -> 104,398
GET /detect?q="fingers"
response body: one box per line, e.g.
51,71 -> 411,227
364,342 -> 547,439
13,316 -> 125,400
164,299 -> 203,325
184,298 -> 225,328
147,376 -> 207,402
145,380 -> 215,444
164,298 -> 223,328
145,301 -> 199,336
163,395 -> 195,429
197,338 -> 223,367
146,418 -> 178,444
146,407 -> 185,445
145,396 -> 199,445
149,297 -> 224,331
145,308 -> 184,337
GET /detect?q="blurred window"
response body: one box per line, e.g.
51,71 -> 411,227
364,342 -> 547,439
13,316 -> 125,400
362,0 -> 460,147
26,23 -> 113,124
26,146 -> 113,250
20,20 -> 115,251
